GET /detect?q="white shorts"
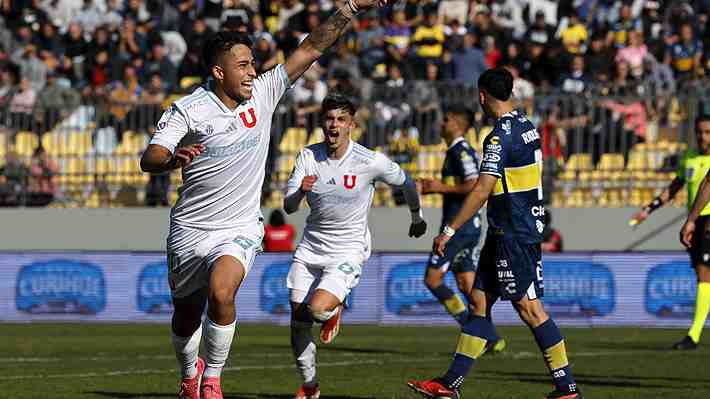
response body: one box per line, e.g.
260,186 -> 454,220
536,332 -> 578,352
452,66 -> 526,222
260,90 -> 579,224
286,258 -> 363,304
166,222 -> 264,298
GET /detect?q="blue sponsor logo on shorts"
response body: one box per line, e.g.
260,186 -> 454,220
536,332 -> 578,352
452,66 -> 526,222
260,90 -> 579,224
544,261 -> 615,317
645,261 -> 695,317
137,262 -> 173,314
260,261 -> 292,314
386,262 -> 457,315
16,260 -> 106,315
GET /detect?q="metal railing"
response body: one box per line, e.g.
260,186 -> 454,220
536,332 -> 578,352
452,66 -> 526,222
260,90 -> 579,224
1,80 -> 709,208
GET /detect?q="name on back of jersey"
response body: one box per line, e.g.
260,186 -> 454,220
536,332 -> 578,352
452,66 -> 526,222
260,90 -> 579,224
522,129 -> 540,144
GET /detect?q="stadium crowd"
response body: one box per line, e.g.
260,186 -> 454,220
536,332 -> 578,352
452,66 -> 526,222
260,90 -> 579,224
1,0 -> 710,207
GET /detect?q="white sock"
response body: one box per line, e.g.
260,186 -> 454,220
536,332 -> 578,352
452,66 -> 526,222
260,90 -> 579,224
291,319 -> 317,385
171,323 -> 202,379
203,318 -> 236,378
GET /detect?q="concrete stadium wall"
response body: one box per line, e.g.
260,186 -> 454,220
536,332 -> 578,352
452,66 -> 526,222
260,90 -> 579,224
0,206 -> 688,251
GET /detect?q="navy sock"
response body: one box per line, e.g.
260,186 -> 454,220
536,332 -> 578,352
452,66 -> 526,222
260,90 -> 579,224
486,313 -> 501,342
441,315 -> 496,389
429,284 -> 469,325
532,319 -> 577,393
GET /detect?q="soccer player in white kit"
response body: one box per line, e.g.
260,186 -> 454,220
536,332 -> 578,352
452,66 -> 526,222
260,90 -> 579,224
139,2 -> 389,398
283,93 -> 428,398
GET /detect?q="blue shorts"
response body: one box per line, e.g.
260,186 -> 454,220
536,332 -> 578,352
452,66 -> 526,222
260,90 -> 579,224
474,234 -> 544,301
428,228 -> 482,274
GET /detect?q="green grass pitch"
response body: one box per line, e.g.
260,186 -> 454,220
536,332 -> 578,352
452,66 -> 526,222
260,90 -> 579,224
2,323 -> 709,398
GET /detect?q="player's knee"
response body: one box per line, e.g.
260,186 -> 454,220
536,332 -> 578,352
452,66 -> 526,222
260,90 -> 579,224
514,300 -> 548,326
307,303 -> 335,323
208,286 -> 236,309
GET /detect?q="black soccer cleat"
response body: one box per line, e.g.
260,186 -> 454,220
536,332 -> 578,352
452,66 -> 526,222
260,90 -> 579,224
545,389 -> 583,399
671,336 -> 698,350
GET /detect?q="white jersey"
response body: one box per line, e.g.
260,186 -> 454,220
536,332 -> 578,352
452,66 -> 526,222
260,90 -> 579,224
287,141 -> 406,266
150,65 -> 289,230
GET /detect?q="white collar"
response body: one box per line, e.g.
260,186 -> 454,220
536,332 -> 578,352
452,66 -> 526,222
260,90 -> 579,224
448,136 -> 465,150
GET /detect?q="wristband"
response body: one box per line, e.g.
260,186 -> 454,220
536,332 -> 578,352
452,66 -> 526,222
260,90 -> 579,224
443,225 -> 456,237
341,0 -> 360,18
644,197 -> 663,214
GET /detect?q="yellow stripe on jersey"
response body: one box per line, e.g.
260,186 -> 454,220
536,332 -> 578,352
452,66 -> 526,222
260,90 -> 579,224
493,162 -> 542,196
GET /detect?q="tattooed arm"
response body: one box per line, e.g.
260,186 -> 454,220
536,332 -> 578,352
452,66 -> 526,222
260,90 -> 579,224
284,0 -> 385,83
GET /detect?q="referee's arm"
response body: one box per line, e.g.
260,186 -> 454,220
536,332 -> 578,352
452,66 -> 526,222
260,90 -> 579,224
630,176 -> 685,225
681,171 -> 710,247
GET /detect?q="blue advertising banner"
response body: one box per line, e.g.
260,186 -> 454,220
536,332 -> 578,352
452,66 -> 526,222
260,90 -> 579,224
0,251 -> 706,328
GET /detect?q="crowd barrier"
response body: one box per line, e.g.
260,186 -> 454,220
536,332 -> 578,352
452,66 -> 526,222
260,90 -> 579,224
0,251 -> 704,328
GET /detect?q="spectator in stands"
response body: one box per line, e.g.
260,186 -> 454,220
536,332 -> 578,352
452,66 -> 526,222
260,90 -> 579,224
412,10 -> 445,77
290,66 -> 326,132
138,72 -> 166,131
525,10 -> 555,51
665,22 -> 704,81
558,11 -> 588,55
541,211 -> 563,252
11,43 -> 46,91
507,64 -> 534,108
83,48 -> 113,98
491,0 -> 526,40
372,63 -> 411,133
8,77 -> 36,131
117,18 -> 148,61
263,209 -> 295,252
105,65 -> 141,141
585,31 -> 614,83
33,70 -> 81,135
0,64 -> 19,122
608,2 -> 642,49
358,11 -> 386,53
0,150 -> 28,206
452,32 -> 487,87
36,22 -> 63,59
558,55 -> 589,94
616,30 -> 648,79
384,9 -> 411,64
253,32 -> 279,73
75,0 -> 104,36
409,62 -> 442,144
145,42 -> 177,92
27,145 -> 57,206
62,22 -> 88,60
328,43 -> 361,85
388,125 -> 420,177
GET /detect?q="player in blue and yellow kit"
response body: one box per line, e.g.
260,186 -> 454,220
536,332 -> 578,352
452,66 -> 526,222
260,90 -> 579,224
408,68 -> 582,399
418,106 -> 505,353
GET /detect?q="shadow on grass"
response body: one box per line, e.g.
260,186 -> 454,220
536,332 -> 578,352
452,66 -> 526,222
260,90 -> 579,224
89,391 -> 377,399
474,370 -> 708,389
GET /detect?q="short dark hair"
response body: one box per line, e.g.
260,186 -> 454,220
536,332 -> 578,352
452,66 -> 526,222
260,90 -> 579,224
478,67 -> 514,101
202,31 -> 253,70
321,92 -> 357,116
269,209 -> 286,227
696,114 -> 710,129
445,105 -> 473,127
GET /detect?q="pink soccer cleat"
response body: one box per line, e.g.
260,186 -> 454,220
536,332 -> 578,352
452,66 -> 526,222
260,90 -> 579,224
406,378 -> 460,399
200,376 -> 224,399
178,358 -> 205,399
319,304 -> 343,344
293,383 -> 321,399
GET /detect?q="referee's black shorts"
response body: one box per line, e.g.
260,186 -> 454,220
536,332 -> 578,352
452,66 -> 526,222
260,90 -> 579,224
690,215 -> 710,267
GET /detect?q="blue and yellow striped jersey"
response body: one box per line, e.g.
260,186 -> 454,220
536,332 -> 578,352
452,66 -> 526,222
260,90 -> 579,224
441,137 -> 481,228
479,110 -> 544,243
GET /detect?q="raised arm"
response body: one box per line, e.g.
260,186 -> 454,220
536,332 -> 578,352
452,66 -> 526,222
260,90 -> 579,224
284,0 -> 386,83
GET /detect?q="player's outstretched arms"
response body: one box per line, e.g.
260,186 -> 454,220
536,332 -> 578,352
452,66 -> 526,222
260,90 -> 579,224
140,144 -> 204,174
629,176 -> 685,227
283,0 -> 388,83
433,174 -> 497,256
284,175 -> 317,214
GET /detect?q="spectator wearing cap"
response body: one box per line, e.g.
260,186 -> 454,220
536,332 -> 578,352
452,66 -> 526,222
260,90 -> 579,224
665,22 -> 704,80
453,33 -> 488,87
607,2 -> 642,49
253,33 -> 280,73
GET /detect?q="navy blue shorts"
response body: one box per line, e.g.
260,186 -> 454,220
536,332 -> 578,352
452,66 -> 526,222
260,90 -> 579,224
474,234 -> 544,301
428,228 -> 482,274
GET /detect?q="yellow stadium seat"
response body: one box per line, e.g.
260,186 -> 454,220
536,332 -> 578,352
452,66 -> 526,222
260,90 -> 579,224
351,128 -> 363,142
0,131 -> 6,159
477,126 -> 493,149
162,94 -> 182,110
307,128 -> 322,146
566,153 -> 593,171
627,152 -> 658,171
597,153 -> 625,171
14,131 -> 38,157
68,131 -> 91,156
279,127 -> 307,154
180,76 -> 203,90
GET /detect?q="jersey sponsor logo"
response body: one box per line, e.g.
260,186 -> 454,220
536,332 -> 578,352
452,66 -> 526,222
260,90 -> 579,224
201,134 -> 260,158
536,220 -> 545,233
486,143 -> 502,153
482,162 -> 498,170
483,153 -> 501,162
502,120 -> 512,135
327,177 -> 336,185
386,262 -> 459,315
543,261 -> 615,317
645,261 -> 695,317
16,260 -> 107,315
489,136 -> 500,145
343,175 -> 357,189
137,261 -> 173,314
239,107 -> 257,128
522,129 -> 541,144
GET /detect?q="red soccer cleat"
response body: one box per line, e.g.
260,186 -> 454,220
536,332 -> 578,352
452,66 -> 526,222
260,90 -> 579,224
178,357 -> 205,399
293,383 -> 321,399
406,378 -> 460,399
545,389 -> 583,399
200,376 -> 223,399
319,304 -> 343,344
